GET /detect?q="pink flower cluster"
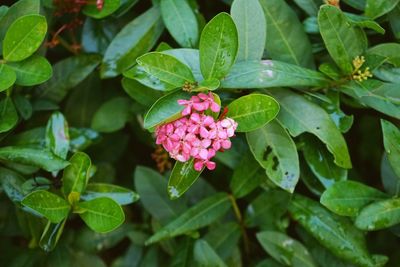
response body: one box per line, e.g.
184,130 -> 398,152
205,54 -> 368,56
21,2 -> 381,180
155,93 -> 238,172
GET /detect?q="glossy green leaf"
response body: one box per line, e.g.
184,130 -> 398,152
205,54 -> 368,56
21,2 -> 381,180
0,0 -> 40,53
121,78 -> 163,107
199,12 -> 238,80
0,64 -> 16,91
134,166 -> 186,224
230,150 -> 266,198
381,153 -> 400,196
101,6 -> 164,78
77,197 -> 125,233
231,0 -> 266,61
0,166 -> 25,203
355,198 -> 400,231
193,239 -> 227,267
146,193 -> 231,244
13,94 -> 32,120
39,219 -> 67,252
91,97 -> 132,133
82,0 -> 121,19
36,54 -> 101,103
259,0 -> 314,68
389,4 -> 400,39
246,120 -> 299,193
81,183 -> 139,205
204,222 -> 241,260
81,18 -> 118,54
345,13 -> 385,34
136,52 -> 195,87
123,65 -> 176,91
62,152 -> 91,204
340,80 -> 400,119
21,190 -> 70,223
3,14 -> 47,62
7,56 -> 52,86
160,0 -> 199,48
245,189 -> 291,229
0,96 -> 18,133
257,231 -> 316,267
320,181 -> 388,216
46,112 -> 70,160
221,60 -> 329,89
269,89 -> 351,169
368,43 -> 400,67
0,146 -> 69,172
168,159 -> 202,200
163,48 -> 203,81
293,0 -> 322,16
69,128 -> 100,152
365,0 -> 400,19
381,120 -> 400,180
318,5 -> 365,74
302,135 -> 347,189
143,90 -> 191,129
289,194 -> 381,267
226,94 -> 279,132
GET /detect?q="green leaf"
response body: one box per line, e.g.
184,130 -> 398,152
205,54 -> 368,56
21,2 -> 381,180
0,166 -> 25,203
245,189 -> 291,229
91,97 -> 132,133
168,159 -> 202,200
388,4 -> 400,39
81,183 -> 139,205
123,65 -> 176,91
269,89 -> 351,169
221,60 -> 329,89
36,54 -> 101,103
365,0 -> 400,19
3,14 -> 47,62
121,78 -> 163,107
302,135 -> 347,189
160,0 -> 199,48
81,18 -> 118,54
134,166 -> 186,224
21,190 -> 70,223
199,12 -> 238,80
143,90 -> 191,129
289,194 -> 379,267
46,112 -> 70,160
146,193 -> 231,244
193,239 -> 227,267
136,52 -> 195,87
256,231 -> 316,267
82,0 -> 121,19
340,80 -> 400,119
247,120 -> 299,193
13,94 -> 32,120
0,96 -> 18,133
0,63 -> 16,91
0,0 -> 40,53
0,146 -> 69,172
101,6 -> 164,78
226,94 -> 279,132
230,0 -> 266,61
204,222 -> 241,260
381,119 -> 400,180
355,198 -> 400,231
292,0 -> 322,16
320,181 -> 388,216
318,5 -> 365,74
368,43 -> 400,67
381,153 -> 400,196
39,219 -> 67,252
230,150 -> 266,198
345,13 -> 385,34
77,197 -> 125,233
259,0 -> 314,68
7,56 -> 52,86
62,152 -> 91,204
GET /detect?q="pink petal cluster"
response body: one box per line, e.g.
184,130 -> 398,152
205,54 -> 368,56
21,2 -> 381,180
155,92 -> 238,172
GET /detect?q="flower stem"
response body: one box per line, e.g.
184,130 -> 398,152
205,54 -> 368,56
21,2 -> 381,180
228,194 -> 250,256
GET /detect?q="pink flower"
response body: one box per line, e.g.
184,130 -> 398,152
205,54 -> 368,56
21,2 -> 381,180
156,92 -> 238,172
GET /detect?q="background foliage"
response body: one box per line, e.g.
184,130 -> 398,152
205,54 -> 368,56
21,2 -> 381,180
0,0 -> 400,266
